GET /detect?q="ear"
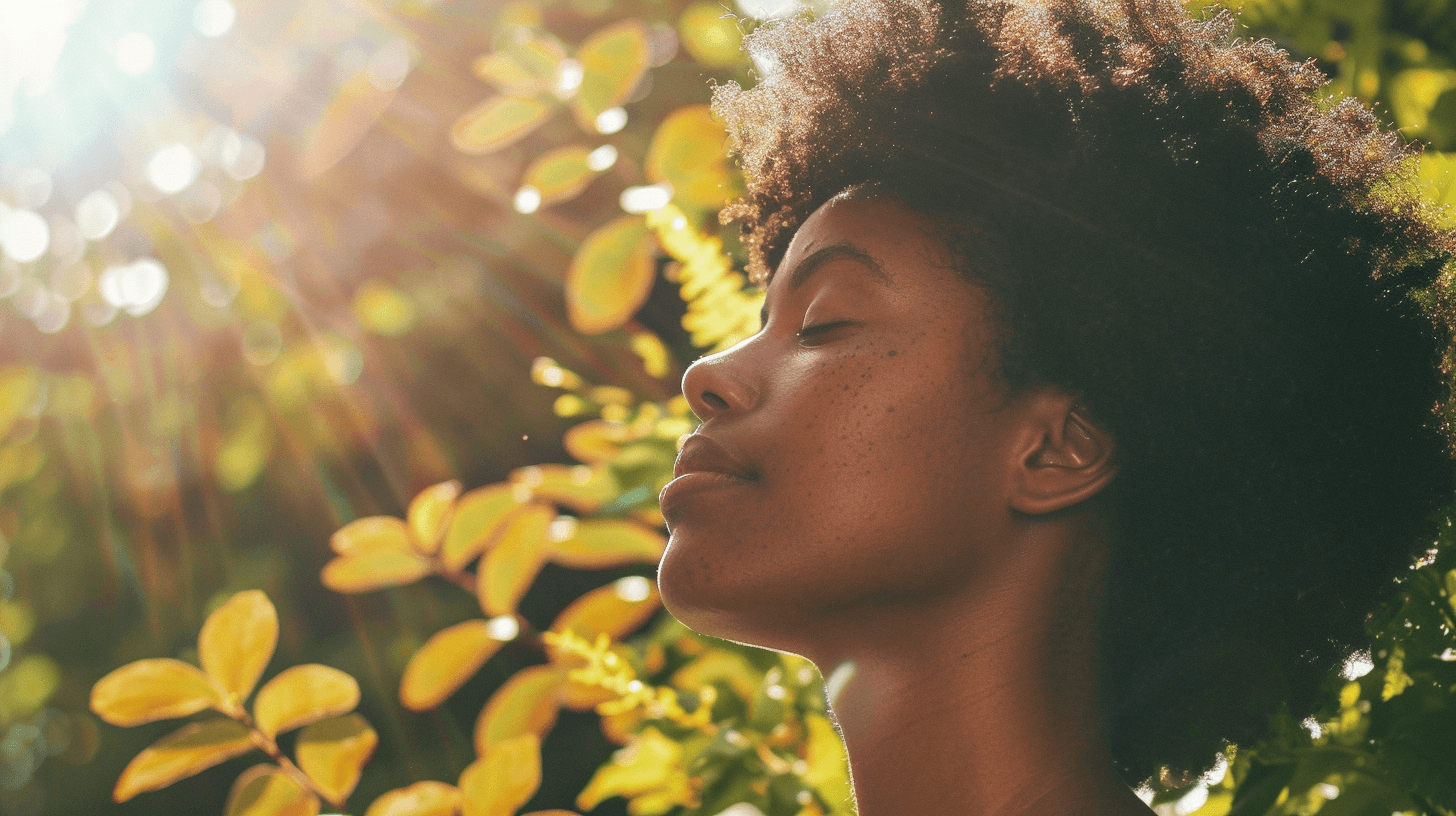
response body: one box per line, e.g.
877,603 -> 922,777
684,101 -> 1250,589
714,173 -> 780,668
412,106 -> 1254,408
1009,393 -> 1117,516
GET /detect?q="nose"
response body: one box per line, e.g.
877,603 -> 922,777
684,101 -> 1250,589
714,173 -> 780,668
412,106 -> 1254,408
682,345 -> 760,420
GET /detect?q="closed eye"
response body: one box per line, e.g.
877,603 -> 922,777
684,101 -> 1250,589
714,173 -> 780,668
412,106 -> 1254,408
796,320 -> 855,345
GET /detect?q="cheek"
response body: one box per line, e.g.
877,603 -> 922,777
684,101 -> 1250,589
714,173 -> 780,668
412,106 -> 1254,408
659,337 -> 1002,635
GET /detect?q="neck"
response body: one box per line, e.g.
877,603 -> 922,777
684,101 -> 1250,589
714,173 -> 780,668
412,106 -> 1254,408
803,516 -> 1153,816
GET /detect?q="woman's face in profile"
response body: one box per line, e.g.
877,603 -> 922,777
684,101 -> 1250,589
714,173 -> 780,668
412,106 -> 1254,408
658,194 -> 1036,652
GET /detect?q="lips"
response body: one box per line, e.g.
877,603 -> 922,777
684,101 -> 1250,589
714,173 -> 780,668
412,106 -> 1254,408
672,433 -> 758,481
660,433 -> 758,518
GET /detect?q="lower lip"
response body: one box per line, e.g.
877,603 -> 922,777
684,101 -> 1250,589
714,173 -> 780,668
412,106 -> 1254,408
659,472 -> 754,515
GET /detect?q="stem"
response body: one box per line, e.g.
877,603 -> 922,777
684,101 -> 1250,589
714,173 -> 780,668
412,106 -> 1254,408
230,708 -> 346,810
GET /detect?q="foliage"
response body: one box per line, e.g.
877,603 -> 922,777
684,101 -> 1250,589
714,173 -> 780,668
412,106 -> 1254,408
90,590 -> 375,812
10,0 -> 1453,814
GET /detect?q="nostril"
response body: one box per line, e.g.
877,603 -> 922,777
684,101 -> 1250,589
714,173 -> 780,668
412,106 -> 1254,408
702,391 -> 730,411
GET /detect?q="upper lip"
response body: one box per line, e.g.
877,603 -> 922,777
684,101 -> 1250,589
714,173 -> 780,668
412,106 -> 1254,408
673,433 -> 758,481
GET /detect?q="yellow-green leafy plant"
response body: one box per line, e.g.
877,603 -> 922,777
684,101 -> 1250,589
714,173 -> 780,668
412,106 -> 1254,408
89,591 -> 377,813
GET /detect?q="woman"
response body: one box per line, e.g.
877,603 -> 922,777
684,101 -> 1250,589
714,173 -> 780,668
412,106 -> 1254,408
655,1 -> 1456,815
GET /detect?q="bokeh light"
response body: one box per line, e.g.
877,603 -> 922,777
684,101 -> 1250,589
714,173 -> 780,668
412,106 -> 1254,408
587,144 -> 618,171
0,209 -> 49,262
74,189 -> 119,240
147,143 -> 201,194
620,183 -> 672,213
113,32 -> 156,75
192,0 -> 235,37
595,106 -> 628,134
97,257 -> 168,316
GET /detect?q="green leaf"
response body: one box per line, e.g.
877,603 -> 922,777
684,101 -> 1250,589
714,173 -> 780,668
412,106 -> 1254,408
566,216 -> 656,335
521,146 -> 600,206
646,105 -> 736,210
1226,760 -> 1295,816
473,36 -> 567,96
549,519 -> 666,570
571,19 -> 651,128
678,3 -> 745,68
452,96 -> 553,155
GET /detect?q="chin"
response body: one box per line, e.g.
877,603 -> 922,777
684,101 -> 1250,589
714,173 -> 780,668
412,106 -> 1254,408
658,542 -> 815,654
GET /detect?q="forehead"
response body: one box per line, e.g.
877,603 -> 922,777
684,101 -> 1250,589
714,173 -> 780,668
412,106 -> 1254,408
771,193 -> 954,288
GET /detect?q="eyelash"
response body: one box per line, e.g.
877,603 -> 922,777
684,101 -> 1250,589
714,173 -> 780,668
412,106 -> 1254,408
795,320 -> 854,343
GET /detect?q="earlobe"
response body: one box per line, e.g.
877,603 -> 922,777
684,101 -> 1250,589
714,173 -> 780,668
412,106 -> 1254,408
1011,403 -> 1118,516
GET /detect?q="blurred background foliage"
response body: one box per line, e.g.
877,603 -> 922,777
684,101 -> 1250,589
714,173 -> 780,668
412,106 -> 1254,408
0,0 -> 1455,814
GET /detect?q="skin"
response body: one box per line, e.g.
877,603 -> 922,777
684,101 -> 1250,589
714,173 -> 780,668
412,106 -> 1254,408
658,193 -> 1153,816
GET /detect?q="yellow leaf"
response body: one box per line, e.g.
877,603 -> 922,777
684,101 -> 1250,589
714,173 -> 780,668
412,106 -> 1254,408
473,665 -> 562,755
443,483 -> 526,572
452,95 -> 553,154
354,280 -> 418,336
599,708 -> 646,746
511,464 -> 619,513
550,576 -> 660,642
523,812 -> 580,816
252,665 -> 360,738
549,520 -> 665,570
0,365 -> 40,440
670,650 -> 759,701
562,420 -> 627,465
478,504 -> 554,617
571,19 -> 651,128
299,70 -> 399,179
576,728 -> 683,812
321,550 -> 433,594
364,781 -> 463,816
409,480 -> 461,556
802,713 -> 851,808
629,331 -> 672,379
645,105 -> 735,210
522,146 -> 600,206
0,654 -> 59,722
113,719 -> 257,803
297,714 -> 379,804
399,619 -> 507,712
91,658 -> 222,726
677,2 -> 745,67
473,36 -> 566,96
566,216 -> 656,335
331,516 -> 413,556
459,734 -> 542,816
199,590 -> 278,707
558,643 -> 633,712
225,764 -> 321,816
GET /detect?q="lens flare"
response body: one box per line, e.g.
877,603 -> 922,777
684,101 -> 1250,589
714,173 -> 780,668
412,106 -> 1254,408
147,144 -> 200,194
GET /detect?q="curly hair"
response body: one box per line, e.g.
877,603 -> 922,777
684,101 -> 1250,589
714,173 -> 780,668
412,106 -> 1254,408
712,0 -> 1456,783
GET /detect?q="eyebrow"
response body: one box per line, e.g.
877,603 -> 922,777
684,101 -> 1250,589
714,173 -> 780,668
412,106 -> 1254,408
760,242 -> 891,325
